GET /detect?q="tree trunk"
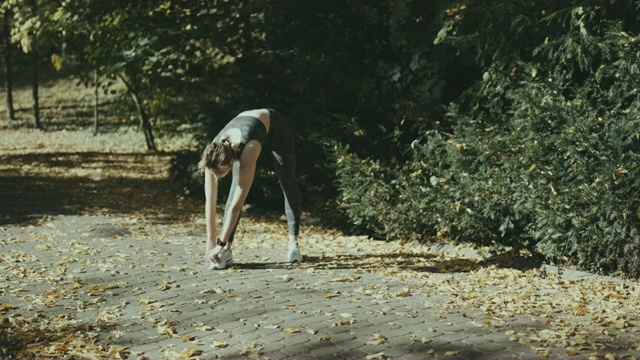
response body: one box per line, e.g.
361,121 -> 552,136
117,73 -> 157,151
32,43 -> 41,129
93,69 -> 99,134
29,0 -> 41,129
3,9 -> 15,121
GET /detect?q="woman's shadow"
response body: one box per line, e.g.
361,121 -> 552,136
230,249 -> 544,273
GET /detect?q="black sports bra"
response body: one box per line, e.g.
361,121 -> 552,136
214,115 -> 268,157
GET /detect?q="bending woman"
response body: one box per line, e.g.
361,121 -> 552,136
197,108 -> 302,270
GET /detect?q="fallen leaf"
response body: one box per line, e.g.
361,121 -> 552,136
366,352 -> 385,359
158,325 -> 176,338
561,345 -> 577,356
367,333 -> 387,345
178,348 -> 202,359
0,303 -> 16,312
395,287 -> 412,297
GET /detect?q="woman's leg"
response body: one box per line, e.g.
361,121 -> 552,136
267,112 -> 301,238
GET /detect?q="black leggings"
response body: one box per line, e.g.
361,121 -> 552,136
223,109 -> 301,244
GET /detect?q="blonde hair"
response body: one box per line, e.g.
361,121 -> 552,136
197,140 -> 236,174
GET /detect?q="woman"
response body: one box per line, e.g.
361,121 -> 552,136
197,108 -> 302,270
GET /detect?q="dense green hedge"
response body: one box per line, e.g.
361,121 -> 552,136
334,1 -> 640,277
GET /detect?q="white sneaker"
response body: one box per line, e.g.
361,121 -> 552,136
210,248 -> 233,270
287,243 -> 303,263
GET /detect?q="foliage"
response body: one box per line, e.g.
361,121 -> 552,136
335,0 -> 640,276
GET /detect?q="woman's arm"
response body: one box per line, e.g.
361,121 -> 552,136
218,142 -> 261,244
204,170 -> 218,251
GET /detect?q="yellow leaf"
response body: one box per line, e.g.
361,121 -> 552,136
213,342 -> 229,348
182,334 -> 194,342
444,351 -> 459,356
534,348 -> 550,357
283,328 -> 301,334
108,346 -> 130,359
158,325 -> 176,337
614,319 -> 628,329
239,342 -> 262,355
366,352 -> 385,359
367,333 -> 387,345
318,335 -> 331,341
395,287 -> 412,297
0,303 -> 16,312
179,348 -> 202,359
565,348 -> 579,356
421,337 -> 432,344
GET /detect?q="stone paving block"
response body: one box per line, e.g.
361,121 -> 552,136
259,338 -> 287,354
298,313 -> 335,327
308,342 -> 344,358
334,348 -> 370,359
437,331 -> 474,344
376,327 -> 412,340
472,340 -> 509,353
382,344 -> 419,358
400,322 -> 434,336
260,332 -> 287,344
237,330 -> 264,343
280,333 -> 313,348
482,330 -> 512,342
214,319 -> 250,333
278,342 -> 315,357
325,324 -> 356,335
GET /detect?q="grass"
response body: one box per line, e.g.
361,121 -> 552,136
0,66 -> 198,153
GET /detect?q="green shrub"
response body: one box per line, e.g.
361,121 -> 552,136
334,1 -> 640,277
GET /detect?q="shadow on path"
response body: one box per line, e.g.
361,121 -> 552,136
0,151 -> 202,225
229,251 -> 544,274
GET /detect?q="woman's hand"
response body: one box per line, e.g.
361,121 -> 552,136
207,239 -> 226,263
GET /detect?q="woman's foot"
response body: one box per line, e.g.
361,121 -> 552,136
287,242 -> 302,263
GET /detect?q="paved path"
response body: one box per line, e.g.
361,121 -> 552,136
2,211 -> 640,360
